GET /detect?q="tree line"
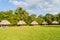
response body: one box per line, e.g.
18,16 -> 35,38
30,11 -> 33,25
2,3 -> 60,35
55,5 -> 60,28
0,7 -> 60,25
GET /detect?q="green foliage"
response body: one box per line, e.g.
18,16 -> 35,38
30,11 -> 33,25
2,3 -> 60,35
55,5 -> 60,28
36,15 -> 44,24
44,14 -> 54,25
0,7 -> 60,25
30,14 -> 36,21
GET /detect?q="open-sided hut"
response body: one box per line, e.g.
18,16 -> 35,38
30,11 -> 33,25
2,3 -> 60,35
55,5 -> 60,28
18,20 -> 26,26
42,21 -> 48,25
0,20 -> 10,27
31,21 -> 38,26
52,21 -> 59,25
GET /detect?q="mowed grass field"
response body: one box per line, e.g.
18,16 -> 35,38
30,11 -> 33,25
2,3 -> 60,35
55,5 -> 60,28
0,26 -> 60,40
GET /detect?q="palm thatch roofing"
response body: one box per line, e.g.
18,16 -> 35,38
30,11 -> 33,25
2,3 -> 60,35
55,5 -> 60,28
18,20 -> 26,25
31,21 -> 38,25
42,21 -> 48,24
52,21 -> 59,24
0,20 -> 10,25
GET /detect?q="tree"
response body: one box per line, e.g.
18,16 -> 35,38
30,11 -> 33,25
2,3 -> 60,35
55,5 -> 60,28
0,12 -> 4,21
30,14 -> 36,21
1,7 -> 60,26
15,7 -> 29,25
56,13 -> 60,24
44,13 -> 54,25
36,15 -> 44,24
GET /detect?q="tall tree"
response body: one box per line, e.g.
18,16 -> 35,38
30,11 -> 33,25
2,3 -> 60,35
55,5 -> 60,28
30,14 -> 36,21
36,15 -> 44,24
44,13 -> 54,24
15,7 -> 29,25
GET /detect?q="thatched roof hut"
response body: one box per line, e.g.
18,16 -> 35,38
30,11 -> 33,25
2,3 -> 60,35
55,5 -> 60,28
52,21 -> 59,24
42,21 -> 48,25
31,21 -> 38,25
0,20 -> 10,25
18,20 -> 26,25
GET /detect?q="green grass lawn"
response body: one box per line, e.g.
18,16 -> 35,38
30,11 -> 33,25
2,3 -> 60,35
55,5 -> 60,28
0,26 -> 60,40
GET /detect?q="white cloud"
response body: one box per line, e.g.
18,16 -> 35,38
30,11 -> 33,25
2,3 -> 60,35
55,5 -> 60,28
9,0 -> 42,8
9,0 -> 60,15
45,2 -> 49,5
9,0 -> 42,12
9,0 -> 29,8
49,12 -> 59,15
51,0 -> 60,4
26,10 -> 35,15
43,8 -> 52,11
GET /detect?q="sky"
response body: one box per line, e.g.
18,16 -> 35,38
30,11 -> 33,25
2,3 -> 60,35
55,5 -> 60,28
0,0 -> 60,15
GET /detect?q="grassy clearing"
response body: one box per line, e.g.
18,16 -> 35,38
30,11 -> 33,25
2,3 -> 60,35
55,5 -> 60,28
0,26 -> 60,40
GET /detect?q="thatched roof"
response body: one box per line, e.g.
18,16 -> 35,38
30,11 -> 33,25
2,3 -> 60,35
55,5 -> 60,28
42,21 -> 48,24
18,20 -> 26,25
0,20 -> 10,25
31,21 -> 38,25
52,21 -> 59,24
